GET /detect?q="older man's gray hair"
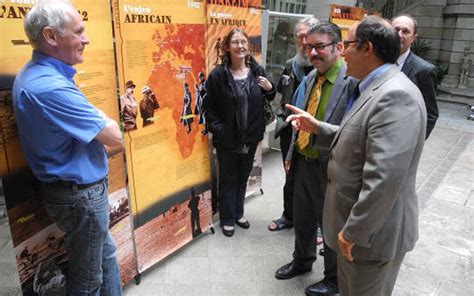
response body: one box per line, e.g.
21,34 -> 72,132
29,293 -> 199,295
24,0 -> 74,49
294,15 -> 319,36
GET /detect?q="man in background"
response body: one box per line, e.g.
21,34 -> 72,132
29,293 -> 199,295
392,13 -> 438,138
268,16 -> 319,232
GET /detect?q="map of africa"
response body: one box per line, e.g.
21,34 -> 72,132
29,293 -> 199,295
146,24 -> 207,159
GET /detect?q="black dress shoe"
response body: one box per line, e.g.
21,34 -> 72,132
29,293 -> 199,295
275,262 -> 311,280
235,219 -> 250,229
305,279 -> 339,295
222,227 -> 234,237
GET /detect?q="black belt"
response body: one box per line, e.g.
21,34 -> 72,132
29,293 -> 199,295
43,177 -> 107,190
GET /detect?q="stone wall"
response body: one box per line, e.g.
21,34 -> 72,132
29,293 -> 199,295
440,0 -> 474,88
404,0 -> 446,65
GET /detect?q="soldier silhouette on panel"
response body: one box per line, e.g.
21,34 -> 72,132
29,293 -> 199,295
139,85 -> 160,127
188,188 -> 202,238
194,72 -> 208,135
181,83 -> 193,134
120,80 -> 138,131
214,37 -> 222,65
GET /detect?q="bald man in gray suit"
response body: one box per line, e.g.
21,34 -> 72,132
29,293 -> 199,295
286,16 -> 427,295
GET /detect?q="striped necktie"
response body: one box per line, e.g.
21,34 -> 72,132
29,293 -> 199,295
296,76 -> 326,150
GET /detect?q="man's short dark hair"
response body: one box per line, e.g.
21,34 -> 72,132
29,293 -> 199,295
355,16 -> 400,64
392,13 -> 418,34
308,21 -> 342,44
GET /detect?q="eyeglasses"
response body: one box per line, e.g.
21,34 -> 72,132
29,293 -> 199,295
304,42 -> 335,52
343,40 -> 359,50
230,40 -> 249,46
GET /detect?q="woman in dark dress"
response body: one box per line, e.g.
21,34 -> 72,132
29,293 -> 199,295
204,28 -> 275,237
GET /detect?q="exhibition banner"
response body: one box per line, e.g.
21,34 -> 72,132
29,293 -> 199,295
112,0 -> 213,272
329,4 -> 366,40
0,0 -> 137,293
205,0 -> 264,200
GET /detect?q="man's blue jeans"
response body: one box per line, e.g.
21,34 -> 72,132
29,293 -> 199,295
42,178 -> 122,296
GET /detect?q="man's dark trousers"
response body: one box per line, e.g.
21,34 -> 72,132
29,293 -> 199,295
279,125 -> 294,222
292,152 -> 337,284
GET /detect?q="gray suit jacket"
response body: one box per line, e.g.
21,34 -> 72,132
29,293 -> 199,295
286,61 -> 358,164
316,65 -> 427,261
401,52 -> 438,138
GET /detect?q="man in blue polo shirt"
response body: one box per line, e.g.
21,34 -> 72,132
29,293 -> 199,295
12,1 -> 123,295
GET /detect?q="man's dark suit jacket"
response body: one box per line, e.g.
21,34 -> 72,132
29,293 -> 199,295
401,51 -> 438,138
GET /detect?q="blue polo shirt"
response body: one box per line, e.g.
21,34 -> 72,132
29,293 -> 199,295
12,51 -> 107,184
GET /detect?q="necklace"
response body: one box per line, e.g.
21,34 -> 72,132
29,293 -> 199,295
230,67 -> 249,79
237,77 -> 248,87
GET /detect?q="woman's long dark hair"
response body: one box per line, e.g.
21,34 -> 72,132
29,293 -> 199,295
220,28 -> 256,67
